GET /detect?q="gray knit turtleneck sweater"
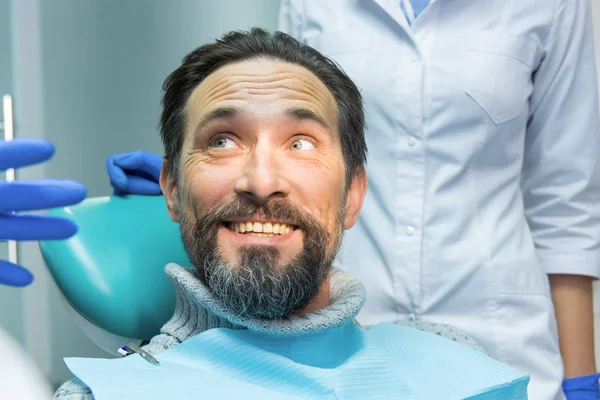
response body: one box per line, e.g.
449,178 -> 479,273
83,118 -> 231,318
54,263 -> 482,400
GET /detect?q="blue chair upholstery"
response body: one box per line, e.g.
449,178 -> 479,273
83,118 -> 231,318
39,195 -> 191,348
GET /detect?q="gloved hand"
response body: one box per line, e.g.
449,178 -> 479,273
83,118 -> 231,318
0,138 -> 86,287
563,373 -> 600,399
106,151 -> 162,196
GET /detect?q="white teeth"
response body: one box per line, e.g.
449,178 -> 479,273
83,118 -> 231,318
228,221 -> 295,235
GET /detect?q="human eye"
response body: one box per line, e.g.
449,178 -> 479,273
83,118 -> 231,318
289,137 -> 316,152
209,135 -> 237,149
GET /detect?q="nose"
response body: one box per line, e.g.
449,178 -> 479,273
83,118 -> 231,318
234,145 -> 290,204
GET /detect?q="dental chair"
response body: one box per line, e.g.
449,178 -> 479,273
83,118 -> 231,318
39,195 -> 191,356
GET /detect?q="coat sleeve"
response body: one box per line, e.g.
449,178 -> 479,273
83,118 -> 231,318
521,0 -> 600,277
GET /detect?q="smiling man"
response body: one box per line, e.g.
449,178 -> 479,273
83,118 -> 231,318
166,48 -> 362,320
54,29 -> 529,400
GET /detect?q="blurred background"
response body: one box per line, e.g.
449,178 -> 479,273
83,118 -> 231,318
1,0 -> 600,390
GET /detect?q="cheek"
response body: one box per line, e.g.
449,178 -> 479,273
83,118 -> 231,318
286,160 -> 345,226
182,157 -> 239,213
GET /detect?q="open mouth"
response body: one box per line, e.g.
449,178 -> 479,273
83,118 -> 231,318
223,221 -> 299,237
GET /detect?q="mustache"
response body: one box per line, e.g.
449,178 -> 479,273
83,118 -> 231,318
197,198 -> 318,229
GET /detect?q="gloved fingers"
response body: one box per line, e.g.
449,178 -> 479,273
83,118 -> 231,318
0,179 -> 87,213
0,214 -> 78,240
106,154 -> 129,193
112,151 -> 162,182
125,175 -> 163,195
0,259 -> 33,287
107,151 -> 164,195
0,138 -> 55,171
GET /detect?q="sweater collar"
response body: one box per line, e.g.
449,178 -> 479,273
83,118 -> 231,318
161,263 -> 366,340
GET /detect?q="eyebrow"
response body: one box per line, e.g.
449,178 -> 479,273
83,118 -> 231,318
285,107 -> 332,134
194,106 -> 242,133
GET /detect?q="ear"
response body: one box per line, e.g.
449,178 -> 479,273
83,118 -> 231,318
159,159 -> 181,222
343,166 -> 368,230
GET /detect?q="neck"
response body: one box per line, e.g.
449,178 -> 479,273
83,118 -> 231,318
295,274 -> 331,315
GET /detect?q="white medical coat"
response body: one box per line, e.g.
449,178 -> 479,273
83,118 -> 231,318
279,1 -> 600,399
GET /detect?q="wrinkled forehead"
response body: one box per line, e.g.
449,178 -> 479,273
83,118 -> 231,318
183,58 -> 339,135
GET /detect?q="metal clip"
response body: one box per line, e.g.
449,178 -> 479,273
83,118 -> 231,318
118,342 -> 160,366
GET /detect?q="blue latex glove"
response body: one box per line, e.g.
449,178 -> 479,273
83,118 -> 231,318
0,138 -> 87,287
106,151 -> 163,196
563,374 -> 600,399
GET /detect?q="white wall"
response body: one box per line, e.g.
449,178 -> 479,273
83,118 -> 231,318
0,0 -> 24,350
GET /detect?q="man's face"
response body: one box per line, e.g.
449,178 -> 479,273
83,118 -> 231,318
161,58 -> 366,318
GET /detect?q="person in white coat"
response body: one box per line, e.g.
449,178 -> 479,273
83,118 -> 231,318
107,1 -> 600,398
279,1 -> 600,398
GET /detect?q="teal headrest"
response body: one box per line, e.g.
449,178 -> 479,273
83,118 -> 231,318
39,195 -> 191,341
